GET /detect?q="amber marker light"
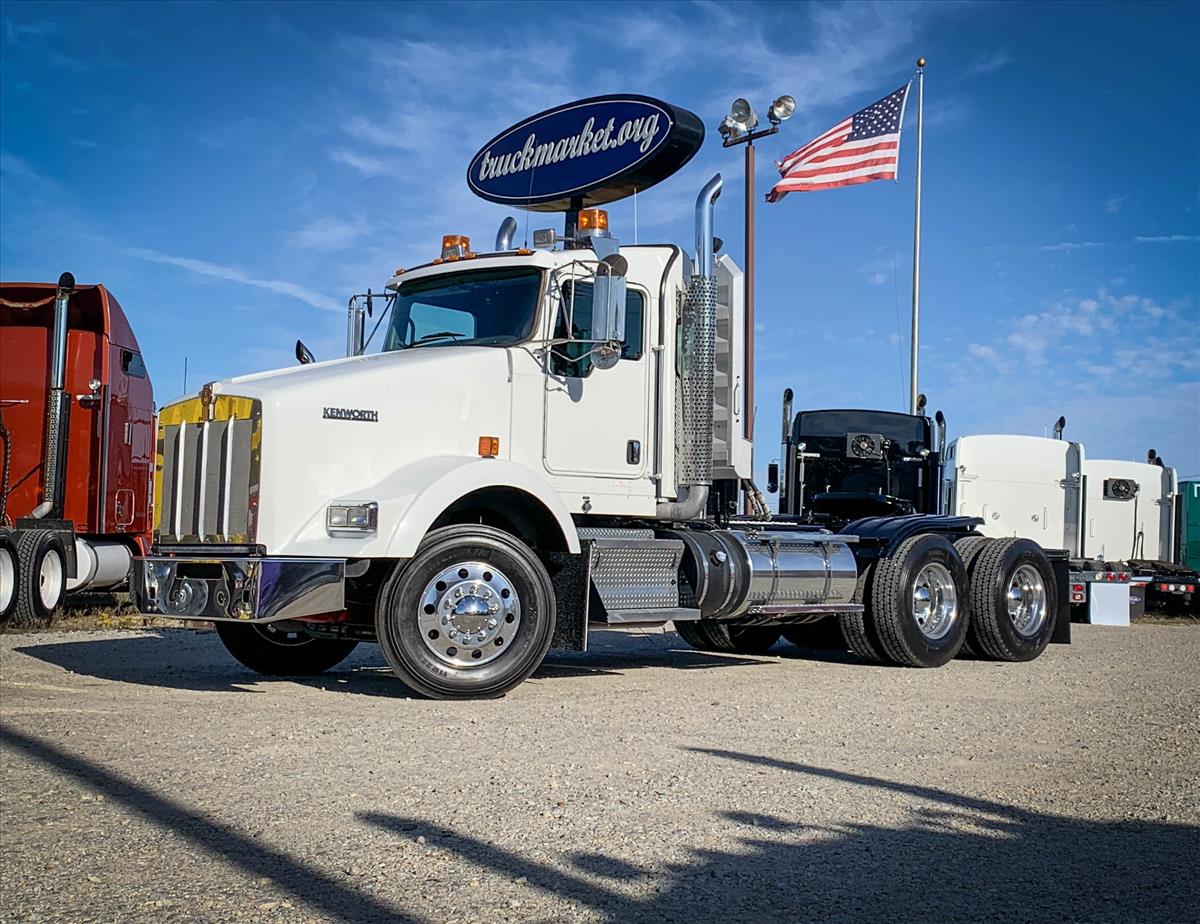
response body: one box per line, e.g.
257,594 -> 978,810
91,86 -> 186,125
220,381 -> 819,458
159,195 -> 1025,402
576,209 -> 608,233
478,436 -> 500,457
441,235 -> 473,261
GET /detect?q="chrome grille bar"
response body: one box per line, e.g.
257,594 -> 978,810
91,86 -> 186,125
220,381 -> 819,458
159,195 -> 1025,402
155,398 -> 260,545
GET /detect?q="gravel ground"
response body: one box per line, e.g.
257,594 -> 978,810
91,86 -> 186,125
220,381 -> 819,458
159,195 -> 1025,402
1,623 -> 1197,923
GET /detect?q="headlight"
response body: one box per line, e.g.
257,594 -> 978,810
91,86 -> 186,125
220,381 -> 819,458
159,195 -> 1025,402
327,502 -> 378,535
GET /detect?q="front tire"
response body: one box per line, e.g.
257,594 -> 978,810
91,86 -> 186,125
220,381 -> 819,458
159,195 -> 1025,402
967,538 -> 1057,662
870,533 -> 970,667
14,530 -> 67,626
215,622 -> 358,675
374,525 -> 556,699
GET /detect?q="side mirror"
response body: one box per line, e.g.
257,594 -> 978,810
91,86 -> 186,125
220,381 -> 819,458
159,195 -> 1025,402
590,254 -> 628,347
296,340 -> 315,365
767,461 -> 780,494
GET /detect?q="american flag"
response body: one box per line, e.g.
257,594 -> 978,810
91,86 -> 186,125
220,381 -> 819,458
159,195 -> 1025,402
767,84 -> 910,201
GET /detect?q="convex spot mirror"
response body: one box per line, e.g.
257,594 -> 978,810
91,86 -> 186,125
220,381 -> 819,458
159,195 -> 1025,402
590,253 -> 628,359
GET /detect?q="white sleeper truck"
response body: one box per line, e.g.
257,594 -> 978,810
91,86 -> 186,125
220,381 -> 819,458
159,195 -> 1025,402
945,432 -> 1197,618
131,95 -> 1067,697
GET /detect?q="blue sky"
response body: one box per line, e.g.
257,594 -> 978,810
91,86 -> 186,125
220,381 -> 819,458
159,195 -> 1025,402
3,0 -> 1198,478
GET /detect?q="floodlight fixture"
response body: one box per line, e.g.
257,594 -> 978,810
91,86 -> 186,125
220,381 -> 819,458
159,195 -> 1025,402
768,94 -> 796,124
729,97 -> 758,132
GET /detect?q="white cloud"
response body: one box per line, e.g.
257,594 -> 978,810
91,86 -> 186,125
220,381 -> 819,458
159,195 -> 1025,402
868,272 -> 888,286
1104,193 -> 1127,213
1134,234 -> 1199,243
1040,241 -> 1109,252
285,217 -> 368,252
967,48 -> 1013,77
127,247 -> 342,312
329,147 -> 392,177
0,151 -> 44,181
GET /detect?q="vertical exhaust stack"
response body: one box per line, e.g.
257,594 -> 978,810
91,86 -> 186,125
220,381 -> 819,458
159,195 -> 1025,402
495,216 -> 518,251
779,387 -> 794,510
346,292 -> 370,357
34,272 -> 74,519
657,174 -> 722,521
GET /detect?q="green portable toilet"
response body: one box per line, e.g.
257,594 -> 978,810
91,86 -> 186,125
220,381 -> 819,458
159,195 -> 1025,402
1184,481 -> 1200,571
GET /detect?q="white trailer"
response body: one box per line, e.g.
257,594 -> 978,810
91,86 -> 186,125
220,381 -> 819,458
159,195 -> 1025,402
128,96 -> 1068,697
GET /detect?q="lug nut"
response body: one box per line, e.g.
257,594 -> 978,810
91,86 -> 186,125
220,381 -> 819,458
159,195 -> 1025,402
487,618 -> 498,630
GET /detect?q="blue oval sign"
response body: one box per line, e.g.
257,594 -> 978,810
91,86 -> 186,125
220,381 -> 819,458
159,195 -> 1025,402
467,95 -> 705,212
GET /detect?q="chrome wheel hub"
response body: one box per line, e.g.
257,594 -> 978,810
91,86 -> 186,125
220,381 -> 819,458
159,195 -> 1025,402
1007,564 -> 1047,638
38,550 -> 64,610
0,547 -> 14,612
911,562 -> 958,640
418,562 -> 520,667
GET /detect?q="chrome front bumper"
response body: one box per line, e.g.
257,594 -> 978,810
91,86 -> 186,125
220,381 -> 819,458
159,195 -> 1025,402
131,556 -> 345,623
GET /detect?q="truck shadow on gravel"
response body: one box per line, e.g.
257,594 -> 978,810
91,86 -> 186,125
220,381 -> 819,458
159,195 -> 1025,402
14,629 -> 770,697
4,723 -> 1196,923
360,748 -> 1200,923
0,722 -> 423,924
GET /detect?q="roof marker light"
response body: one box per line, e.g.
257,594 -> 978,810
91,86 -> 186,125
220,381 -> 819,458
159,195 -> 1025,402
577,209 -> 609,234
442,235 -> 473,261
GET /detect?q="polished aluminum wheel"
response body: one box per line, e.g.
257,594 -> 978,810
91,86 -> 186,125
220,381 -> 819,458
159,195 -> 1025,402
1007,564 -> 1048,638
37,548 -> 64,611
418,561 -> 521,668
911,561 -> 958,640
0,545 -> 14,614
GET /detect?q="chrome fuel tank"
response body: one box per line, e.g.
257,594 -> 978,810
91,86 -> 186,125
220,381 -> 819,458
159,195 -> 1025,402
674,528 -> 858,619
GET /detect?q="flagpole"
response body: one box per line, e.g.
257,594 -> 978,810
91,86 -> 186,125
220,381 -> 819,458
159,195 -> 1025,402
909,57 -> 925,415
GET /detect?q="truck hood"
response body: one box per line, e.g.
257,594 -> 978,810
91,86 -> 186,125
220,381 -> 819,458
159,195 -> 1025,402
209,345 -> 506,407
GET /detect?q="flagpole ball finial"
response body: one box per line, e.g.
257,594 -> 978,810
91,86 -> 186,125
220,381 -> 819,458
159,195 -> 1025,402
917,57 -> 926,68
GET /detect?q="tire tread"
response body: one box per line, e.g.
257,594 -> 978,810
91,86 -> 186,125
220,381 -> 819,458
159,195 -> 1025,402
870,534 -> 930,666
838,564 -> 883,662
13,529 -> 63,627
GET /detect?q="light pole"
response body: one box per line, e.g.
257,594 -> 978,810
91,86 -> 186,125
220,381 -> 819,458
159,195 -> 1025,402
719,95 -> 794,503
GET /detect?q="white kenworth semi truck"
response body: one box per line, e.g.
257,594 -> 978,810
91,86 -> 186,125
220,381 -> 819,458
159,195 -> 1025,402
131,176 -> 1067,697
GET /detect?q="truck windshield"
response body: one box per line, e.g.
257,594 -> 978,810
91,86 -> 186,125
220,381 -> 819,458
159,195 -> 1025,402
382,267 -> 542,351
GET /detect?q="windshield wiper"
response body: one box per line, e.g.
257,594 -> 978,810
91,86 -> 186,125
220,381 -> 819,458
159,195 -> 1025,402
412,331 -> 464,347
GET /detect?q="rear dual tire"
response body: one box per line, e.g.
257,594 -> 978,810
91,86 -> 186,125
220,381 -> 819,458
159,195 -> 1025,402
0,530 -> 17,625
674,620 -> 781,654
11,530 -> 67,627
870,534 -> 970,668
966,538 -> 1057,661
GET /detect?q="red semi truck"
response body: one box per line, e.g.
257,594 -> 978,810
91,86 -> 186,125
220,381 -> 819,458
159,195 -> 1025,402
0,274 -> 155,624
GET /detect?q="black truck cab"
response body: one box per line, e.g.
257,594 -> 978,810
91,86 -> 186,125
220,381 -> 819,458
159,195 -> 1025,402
778,407 -> 946,526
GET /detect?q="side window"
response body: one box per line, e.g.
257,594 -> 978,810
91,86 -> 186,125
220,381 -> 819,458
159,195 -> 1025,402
121,350 -> 148,378
551,282 -> 645,378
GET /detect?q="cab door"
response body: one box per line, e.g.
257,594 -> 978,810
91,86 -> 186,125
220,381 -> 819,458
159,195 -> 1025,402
542,279 -> 653,489
104,346 -> 153,533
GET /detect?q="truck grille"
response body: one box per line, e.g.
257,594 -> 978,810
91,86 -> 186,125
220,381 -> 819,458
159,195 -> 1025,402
154,395 -> 261,544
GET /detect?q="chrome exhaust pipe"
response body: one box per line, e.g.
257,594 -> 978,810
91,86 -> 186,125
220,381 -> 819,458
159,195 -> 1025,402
694,173 -> 722,276
495,216 -> 518,251
657,174 -> 722,522
38,272 -> 74,518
